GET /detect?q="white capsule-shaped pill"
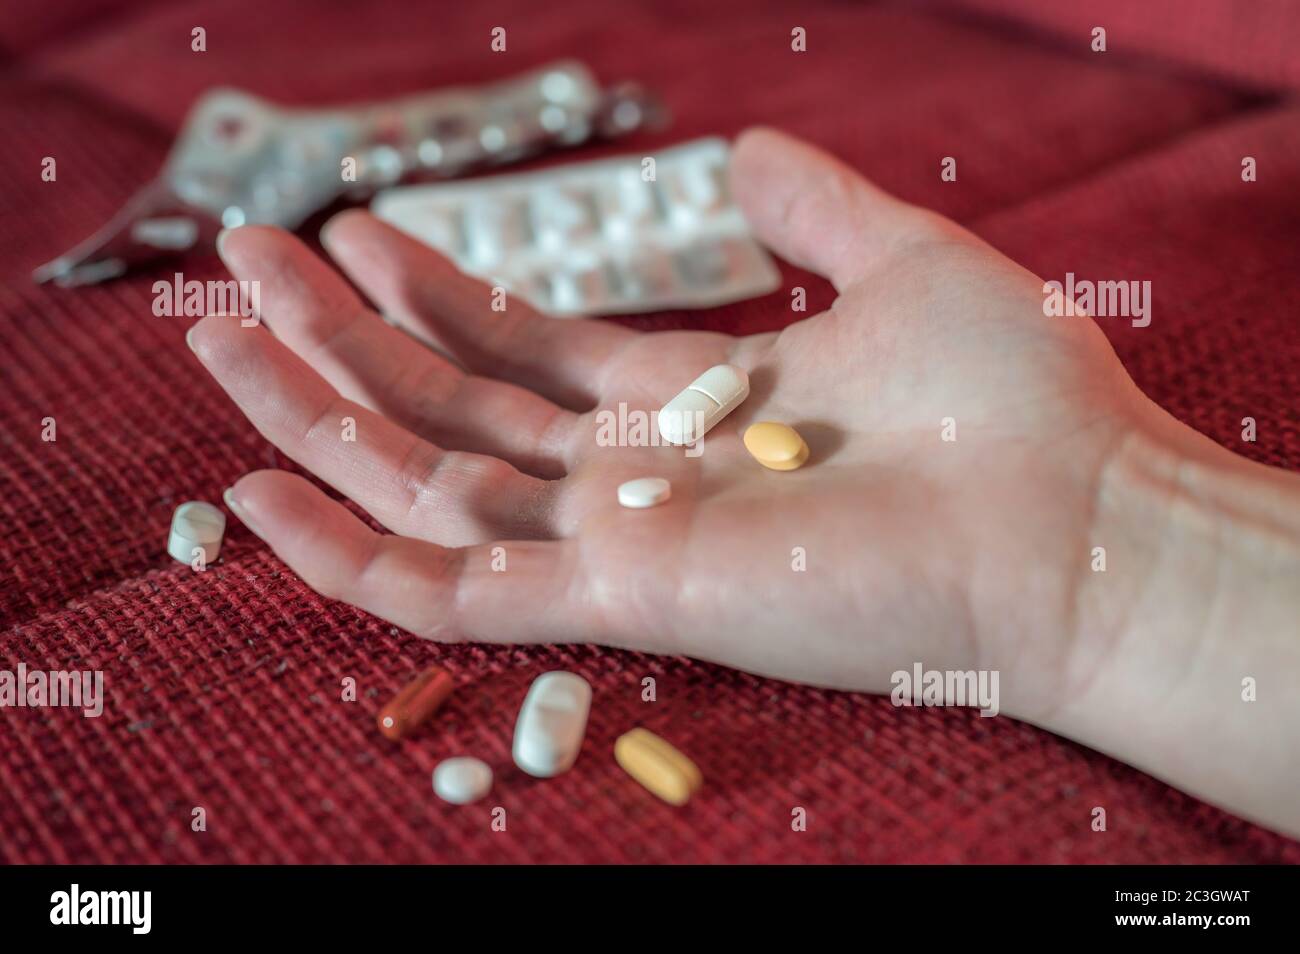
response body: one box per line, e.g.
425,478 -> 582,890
432,757 -> 494,805
167,500 -> 226,566
657,364 -> 749,445
618,477 -> 672,509
512,671 -> 592,778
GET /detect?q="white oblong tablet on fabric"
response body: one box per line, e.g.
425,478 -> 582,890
512,671 -> 592,778
618,477 -> 672,509
433,757 -> 493,805
167,500 -> 226,565
656,363 -> 749,446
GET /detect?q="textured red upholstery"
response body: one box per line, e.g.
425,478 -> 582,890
1,0 -> 1297,863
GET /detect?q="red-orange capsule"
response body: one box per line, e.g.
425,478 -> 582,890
377,666 -> 454,740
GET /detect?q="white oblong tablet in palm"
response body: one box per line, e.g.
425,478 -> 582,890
656,363 -> 749,445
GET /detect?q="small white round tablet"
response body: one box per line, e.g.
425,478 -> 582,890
617,477 -> 672,509
433,757 -> 493,805
167,500 -> 226,566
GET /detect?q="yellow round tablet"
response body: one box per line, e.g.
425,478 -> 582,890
743,421 -> 809,471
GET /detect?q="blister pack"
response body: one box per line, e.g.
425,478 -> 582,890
371,138 -> 781,316
34,61 -> 663,286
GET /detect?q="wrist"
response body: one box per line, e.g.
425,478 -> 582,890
1050,405 -> 1300,835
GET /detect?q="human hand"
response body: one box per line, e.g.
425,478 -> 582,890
190,128 -> 1300,833
189,127 -> 1139,710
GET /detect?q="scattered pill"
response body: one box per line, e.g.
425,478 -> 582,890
433,757 -> 493,805
377,666 -> 454,740
512,671 -> 592,777
743,421 -> 810,471
618,477 -> 672,509
657,363 -> 750,445
167,500 -> 226,566
614,728 -> 703,806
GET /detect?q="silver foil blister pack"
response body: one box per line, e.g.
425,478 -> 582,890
371,138 -> 781,316
35,61 -> 663,286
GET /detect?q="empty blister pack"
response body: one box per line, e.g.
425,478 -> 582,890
35,61 -> 664,287
371,137 -> 781,316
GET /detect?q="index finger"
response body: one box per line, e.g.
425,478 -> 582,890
321,210 -> 638,409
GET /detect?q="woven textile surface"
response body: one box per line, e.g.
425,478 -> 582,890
1,0 -> 1297,863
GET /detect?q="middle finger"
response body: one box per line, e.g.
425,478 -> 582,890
187,315 -> 558,545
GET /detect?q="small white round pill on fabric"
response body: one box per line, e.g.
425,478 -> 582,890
617,477 -> 672,509
167,500 -> 226,566
433,757 -> 494,805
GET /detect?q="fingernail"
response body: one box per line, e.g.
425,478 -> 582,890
216,227 -> 236,259
185,323 -> 199,353
318,215 -> 343,252
223,486 -> 261,536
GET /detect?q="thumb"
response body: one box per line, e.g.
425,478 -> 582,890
729,127 -> 944,290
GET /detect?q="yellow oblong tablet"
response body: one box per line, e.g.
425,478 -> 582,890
743,421 -> 809,471
614,728 -> 703,806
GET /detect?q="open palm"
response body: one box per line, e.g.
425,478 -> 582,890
193,128 -> 1146,723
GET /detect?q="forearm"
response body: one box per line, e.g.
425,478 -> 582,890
1050,409 -> 1300,836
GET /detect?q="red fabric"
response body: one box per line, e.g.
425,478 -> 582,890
2,0 -> 1297,863
929,0 -> 1300,93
